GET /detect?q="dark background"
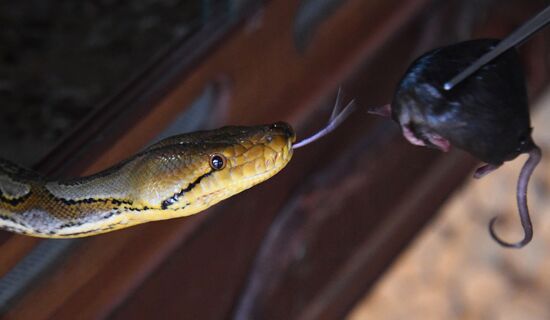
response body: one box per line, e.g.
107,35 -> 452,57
0,0 -> 202,164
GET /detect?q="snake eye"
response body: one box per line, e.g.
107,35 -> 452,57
209,154 -> 226,170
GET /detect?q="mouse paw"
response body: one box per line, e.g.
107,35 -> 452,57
401,124 -> 427,147
401,124 -> 450,152
425,132 -> 450,152
473,163 -> 501,179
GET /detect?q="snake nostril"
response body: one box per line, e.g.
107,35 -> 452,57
270,122 -> 294,139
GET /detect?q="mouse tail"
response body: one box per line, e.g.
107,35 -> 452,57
489,145 -> 541,248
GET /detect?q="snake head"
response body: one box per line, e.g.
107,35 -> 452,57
133,122 -> 295,218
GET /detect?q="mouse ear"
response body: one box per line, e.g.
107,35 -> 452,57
488,146 -> 541,248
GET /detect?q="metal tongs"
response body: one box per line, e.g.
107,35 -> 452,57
443,5 -> 550,91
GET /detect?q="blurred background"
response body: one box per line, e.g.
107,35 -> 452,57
0,0 -> 549,319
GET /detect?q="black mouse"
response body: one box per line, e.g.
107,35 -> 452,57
393,39 -> 535,164
372,39 -> 541,248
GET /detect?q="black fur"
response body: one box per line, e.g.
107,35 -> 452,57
392,39 -> 533,165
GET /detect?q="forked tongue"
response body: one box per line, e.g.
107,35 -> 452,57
293,89 -> 356,149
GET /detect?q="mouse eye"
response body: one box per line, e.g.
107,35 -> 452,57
209,154 -> 226,170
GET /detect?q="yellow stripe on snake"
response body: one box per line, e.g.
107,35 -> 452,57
0,122 -> 295,238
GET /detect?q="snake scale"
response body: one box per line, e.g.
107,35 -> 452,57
0,122 -> 295,238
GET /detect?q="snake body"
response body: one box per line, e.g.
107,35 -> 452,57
0,122 -> 294,238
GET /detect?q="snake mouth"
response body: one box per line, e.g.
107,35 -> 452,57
266,122 -> 295,162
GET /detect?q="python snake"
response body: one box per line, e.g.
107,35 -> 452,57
0,122 -> 294,238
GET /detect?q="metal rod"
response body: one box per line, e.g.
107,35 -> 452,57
444,5 -> 550,91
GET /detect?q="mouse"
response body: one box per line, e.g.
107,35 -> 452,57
370,38 -> 541,248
